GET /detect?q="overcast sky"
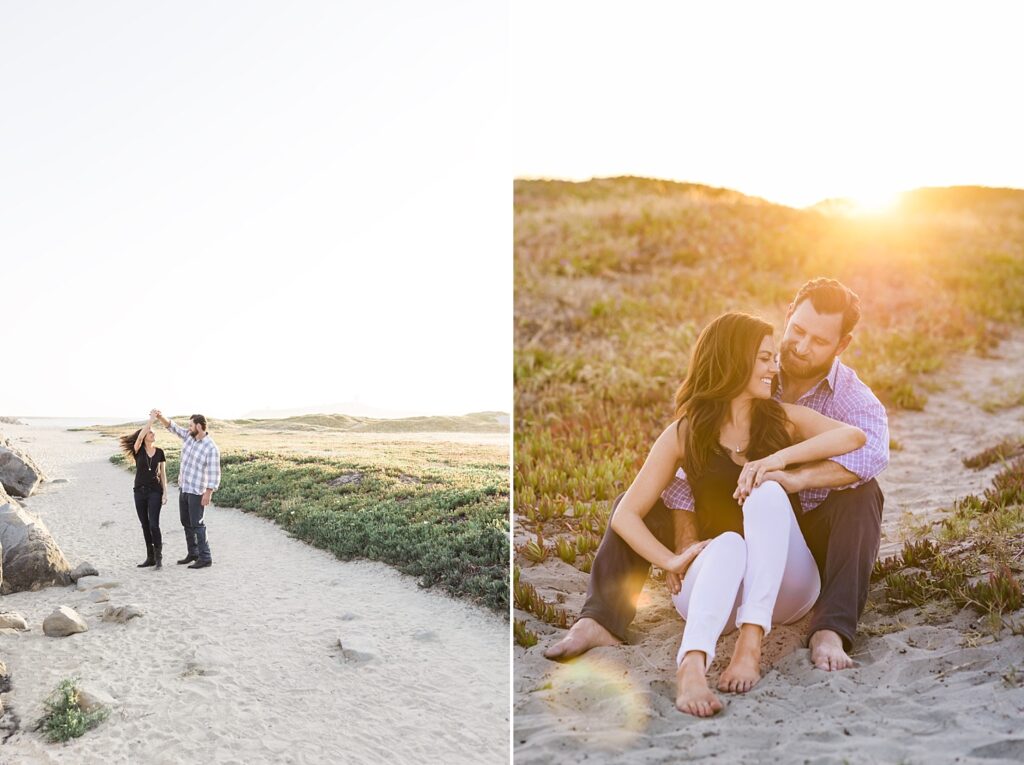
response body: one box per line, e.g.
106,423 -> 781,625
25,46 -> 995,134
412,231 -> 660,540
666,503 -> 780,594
512,0 -> 1024,208
2,1 -> 507,419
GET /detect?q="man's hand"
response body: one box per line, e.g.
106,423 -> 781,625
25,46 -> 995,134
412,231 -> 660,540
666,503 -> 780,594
201,489 -> 213,507
759,469 -> 804,494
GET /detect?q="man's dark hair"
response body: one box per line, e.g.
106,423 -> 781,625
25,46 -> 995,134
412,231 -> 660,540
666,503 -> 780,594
190,414 -> 208,431
792,278 -> 861,336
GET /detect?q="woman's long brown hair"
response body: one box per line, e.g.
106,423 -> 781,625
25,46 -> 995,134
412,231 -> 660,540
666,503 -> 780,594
119,429 -> 144,461
674,312 -> 792,479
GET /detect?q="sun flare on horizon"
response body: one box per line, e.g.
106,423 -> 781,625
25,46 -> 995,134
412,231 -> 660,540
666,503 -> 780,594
837,188 -> 905,216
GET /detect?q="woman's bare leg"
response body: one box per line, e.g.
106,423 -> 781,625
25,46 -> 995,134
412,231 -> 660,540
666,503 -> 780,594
720,481 -> 820,693
718,623 -> 764,692
675,651 -> 723,717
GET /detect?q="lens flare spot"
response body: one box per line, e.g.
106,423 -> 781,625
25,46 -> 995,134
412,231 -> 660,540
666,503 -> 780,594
539,653 -> 650,750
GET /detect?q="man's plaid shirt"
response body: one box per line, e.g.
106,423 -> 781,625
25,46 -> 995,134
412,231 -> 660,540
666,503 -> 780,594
661,358 -> 889,513
167,420 -> 222,495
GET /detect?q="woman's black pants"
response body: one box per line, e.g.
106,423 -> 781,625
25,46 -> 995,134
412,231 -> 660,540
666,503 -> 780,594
133,486 -> 163,548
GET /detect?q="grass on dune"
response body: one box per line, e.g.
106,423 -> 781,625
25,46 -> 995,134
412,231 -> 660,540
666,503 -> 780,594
871,451 -> 1024,634
102,421 -> 510,614
514,177 -> 1024,568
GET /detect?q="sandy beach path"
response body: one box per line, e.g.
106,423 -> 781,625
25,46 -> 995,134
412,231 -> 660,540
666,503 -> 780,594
1,425 -> 509,764
515,333 -> 1024,764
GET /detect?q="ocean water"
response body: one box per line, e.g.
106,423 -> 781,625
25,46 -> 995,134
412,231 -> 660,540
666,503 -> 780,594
16,417 -> 136,430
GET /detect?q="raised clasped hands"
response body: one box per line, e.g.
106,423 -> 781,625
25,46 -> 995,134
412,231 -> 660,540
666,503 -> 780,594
732,452 -> 787,504
665,539 -> 711,594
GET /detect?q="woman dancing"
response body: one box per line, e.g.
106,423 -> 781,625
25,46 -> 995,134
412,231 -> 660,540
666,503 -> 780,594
119,415 -> 168,569
608,312 -> 865,716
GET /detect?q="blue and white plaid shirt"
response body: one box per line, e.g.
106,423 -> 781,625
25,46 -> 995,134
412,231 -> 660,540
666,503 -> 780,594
662,358 -> 889,513
166,420 -> 222,496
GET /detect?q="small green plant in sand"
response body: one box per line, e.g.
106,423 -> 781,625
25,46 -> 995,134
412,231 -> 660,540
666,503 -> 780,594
554,537 -> 577,564
38,678 -> 108,743
1002,664 -> 1023,688
513,567 -> 571,628
963,438 -> 1024,469
978,385 -> 1024,414
521,534 -> 548,564
514,619 -> 540,648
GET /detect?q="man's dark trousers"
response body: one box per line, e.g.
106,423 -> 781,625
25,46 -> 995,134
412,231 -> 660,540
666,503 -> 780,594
179,492 -> 212,564
579,480 -> 883,646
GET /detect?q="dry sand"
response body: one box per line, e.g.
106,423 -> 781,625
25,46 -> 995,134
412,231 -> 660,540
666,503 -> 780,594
515,334 -> 1024,764
0,424 -> 509,764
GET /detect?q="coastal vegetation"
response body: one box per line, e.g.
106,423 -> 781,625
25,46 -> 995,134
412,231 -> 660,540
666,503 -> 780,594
38,679 -> 108,743
515,177 -> 1024,573
100,413 -> 510,614
873,448 -> 1024,634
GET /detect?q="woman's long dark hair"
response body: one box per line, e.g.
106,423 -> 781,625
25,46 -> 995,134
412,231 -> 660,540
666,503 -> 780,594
119,429 -> 145,461
674,312 -> 792,479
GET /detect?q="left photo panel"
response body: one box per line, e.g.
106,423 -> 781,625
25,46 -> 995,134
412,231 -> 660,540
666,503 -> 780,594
0,2 -> 511,763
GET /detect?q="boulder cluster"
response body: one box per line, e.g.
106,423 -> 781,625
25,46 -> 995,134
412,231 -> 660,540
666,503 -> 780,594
0,431 -> 133,741
0,434 -> 68,595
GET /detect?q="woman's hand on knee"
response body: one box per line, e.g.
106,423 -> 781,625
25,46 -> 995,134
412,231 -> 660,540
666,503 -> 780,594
665,539 -> 711,576
734,453 -> 787,503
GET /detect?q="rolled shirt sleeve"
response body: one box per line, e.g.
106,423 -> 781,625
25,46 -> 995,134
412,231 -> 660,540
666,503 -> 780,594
661,469 -> 696,511
828,397 -> 890,486
205,445 -> 221,491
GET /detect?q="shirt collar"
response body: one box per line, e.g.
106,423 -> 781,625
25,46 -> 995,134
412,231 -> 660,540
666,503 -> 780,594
778,357 -> 841,400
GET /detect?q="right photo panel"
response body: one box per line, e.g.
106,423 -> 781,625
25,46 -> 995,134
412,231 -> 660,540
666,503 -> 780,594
513,2 -> 1024,762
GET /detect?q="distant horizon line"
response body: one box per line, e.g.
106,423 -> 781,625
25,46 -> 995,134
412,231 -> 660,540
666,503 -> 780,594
513,173 -> 1024,209
6,409 -> 510,423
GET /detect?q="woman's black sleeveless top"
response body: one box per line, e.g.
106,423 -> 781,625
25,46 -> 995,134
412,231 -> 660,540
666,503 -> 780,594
690,447 -> 801,540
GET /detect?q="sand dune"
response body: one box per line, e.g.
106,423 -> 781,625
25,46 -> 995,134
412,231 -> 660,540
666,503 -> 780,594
515,334 -> 1024,764
0,425 -> 508,764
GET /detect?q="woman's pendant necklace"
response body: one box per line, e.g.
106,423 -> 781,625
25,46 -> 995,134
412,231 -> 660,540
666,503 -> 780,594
144,449 -> 153,472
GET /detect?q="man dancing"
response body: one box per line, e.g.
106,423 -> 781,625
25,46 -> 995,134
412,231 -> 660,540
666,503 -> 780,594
151,410 -> 221,569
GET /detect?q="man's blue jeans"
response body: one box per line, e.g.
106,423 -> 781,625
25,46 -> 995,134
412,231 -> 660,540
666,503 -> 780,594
179,492 -> 212,563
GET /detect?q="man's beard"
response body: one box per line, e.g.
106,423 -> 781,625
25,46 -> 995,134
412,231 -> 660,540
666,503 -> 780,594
780,343 -> 834,381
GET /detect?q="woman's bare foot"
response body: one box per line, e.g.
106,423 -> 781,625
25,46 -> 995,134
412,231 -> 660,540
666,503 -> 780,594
675,652 -> 723,717
543,617 -> 620,661
718,623 -> 763,693
809,629 -> 855,671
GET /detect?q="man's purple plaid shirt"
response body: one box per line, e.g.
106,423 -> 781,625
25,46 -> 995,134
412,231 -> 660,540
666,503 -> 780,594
166,420 -> 222,496
661,358 -> 889,513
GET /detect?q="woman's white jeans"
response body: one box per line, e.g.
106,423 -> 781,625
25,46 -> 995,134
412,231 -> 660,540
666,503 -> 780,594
671,480 -> 820,667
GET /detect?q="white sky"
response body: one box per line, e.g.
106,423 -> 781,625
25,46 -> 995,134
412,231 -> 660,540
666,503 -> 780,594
512,0 -> 1024,208
2,1 -> 508,419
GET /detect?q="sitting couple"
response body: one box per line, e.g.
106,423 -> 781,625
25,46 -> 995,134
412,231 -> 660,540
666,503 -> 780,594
545,278 -> 889,718
119,410 -> 222,571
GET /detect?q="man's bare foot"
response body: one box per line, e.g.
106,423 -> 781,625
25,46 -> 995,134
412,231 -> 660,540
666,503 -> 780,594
676,652 -> 723,717
809,629 -> 855,671
718,624 -> 763,693
543,617 -> 620,660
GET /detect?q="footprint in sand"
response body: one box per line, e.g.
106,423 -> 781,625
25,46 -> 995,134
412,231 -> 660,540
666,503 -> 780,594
336,638 -> 376,664
969,739 -> 1024,760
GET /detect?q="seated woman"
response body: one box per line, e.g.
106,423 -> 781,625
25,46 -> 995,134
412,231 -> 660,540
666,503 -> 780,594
608,312 -> 865,717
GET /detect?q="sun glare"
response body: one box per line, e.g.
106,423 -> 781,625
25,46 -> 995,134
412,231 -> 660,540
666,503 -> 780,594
846,189 -> 903,216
